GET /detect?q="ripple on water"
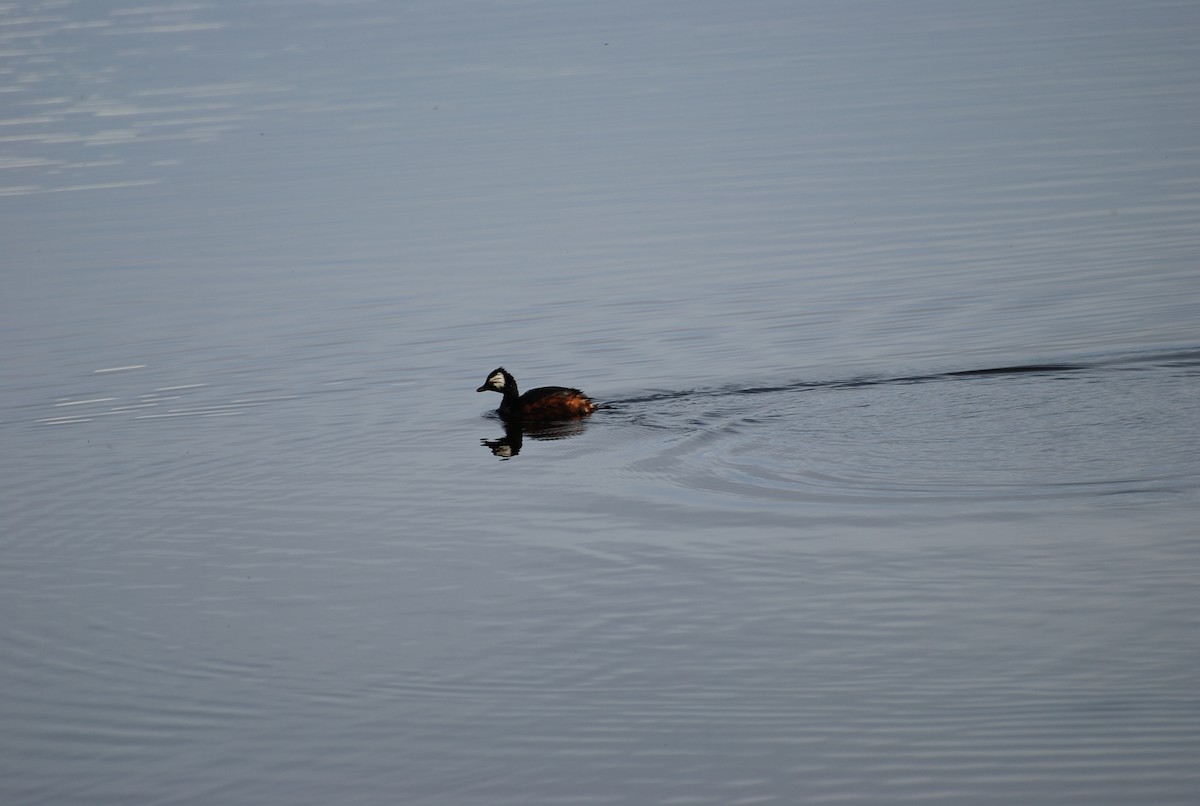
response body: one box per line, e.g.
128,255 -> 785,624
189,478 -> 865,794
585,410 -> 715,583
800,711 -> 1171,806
601,350 -> 1200,510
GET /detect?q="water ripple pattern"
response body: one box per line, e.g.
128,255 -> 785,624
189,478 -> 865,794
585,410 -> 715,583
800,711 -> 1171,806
3,1 -> 1200,804
593,350 -> 1200,511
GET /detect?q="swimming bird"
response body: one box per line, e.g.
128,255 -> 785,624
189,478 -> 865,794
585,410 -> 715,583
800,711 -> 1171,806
476,367 -> 597,424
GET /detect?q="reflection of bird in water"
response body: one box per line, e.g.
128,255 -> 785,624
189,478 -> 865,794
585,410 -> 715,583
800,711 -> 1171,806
481,418 -> 590,458
480,431 -> 523,455
481,425 -> 523,459
476,367 -> 597,424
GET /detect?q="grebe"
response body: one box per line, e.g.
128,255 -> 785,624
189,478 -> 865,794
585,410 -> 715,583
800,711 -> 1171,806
476,367 -> 597,423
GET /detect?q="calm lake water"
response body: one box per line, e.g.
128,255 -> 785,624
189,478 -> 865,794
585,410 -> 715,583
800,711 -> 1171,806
3,1 -> 1200,804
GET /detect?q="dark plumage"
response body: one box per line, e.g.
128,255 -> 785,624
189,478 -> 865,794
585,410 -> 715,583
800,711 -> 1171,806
476,367 -> 597,424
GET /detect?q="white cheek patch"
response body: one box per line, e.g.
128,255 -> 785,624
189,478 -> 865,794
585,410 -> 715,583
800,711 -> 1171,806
488,372 -> 505,389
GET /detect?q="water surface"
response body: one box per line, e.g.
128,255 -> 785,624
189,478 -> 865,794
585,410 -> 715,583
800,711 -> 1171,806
3,1 -> 1199,804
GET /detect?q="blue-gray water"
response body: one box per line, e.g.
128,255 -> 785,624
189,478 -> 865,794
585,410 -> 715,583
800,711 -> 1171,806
3,1 -> 1199,804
